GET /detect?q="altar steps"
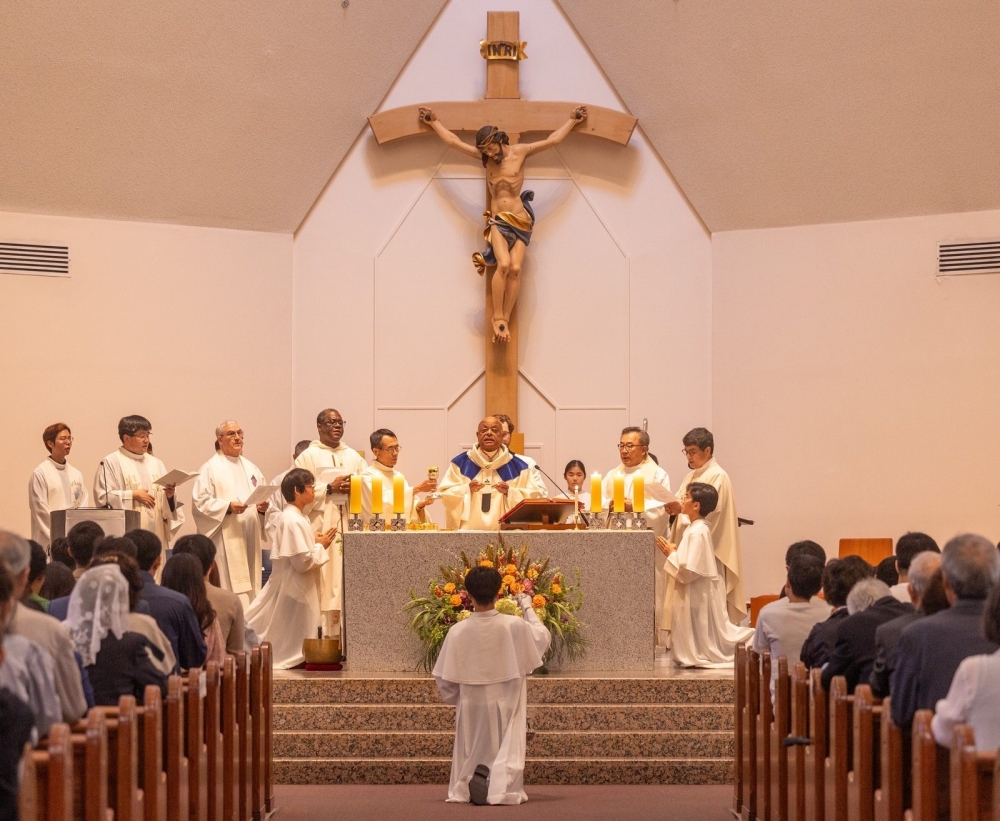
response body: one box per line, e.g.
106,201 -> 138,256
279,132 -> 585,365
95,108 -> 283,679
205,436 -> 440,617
272,673 -> 734,785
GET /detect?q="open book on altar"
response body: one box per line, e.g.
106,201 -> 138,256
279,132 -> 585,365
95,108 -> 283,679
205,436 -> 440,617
500,498 -> 579,529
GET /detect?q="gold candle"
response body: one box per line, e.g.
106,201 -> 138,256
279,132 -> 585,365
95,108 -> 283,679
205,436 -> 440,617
590,473 -> 602,514
370,474 -> 383,516
349,475 -> 362,515
633,475 -> 645,513
392,475 -> 405,514
612,474 -> 625,513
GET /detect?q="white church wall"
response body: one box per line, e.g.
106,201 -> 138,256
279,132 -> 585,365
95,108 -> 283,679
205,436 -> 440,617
713,209 -> 1000,597
292,0 -> 712,519
0,209 -> 292,538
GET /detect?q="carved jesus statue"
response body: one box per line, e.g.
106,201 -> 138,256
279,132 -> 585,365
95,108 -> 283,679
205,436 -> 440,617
418,106 -> 588,342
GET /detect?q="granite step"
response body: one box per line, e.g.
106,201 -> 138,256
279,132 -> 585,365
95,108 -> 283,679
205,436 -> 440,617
274,702 -> 734,732
274,729 -> 734,759
273,756 -> 733,786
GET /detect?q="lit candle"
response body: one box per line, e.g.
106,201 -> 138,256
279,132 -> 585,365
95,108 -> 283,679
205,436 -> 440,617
393,475 -> 405,514
370,474 -> 383,516
590,473 -> 602,514
612,474 -> 625,513
349,475 -> 362,515
633,474 -> 645,513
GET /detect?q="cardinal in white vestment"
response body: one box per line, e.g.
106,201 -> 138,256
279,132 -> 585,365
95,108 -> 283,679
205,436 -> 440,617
244,468 -> 333,669
433,567 -> 551,805
29,423 -> 89,547
192,422 -> 269,606
94,415 -> 184,566
360,429 -> 437,526
663,428 -> 747,628
294,409 -> 366,629
659,483 -> 754,668
438,417 -> 546,531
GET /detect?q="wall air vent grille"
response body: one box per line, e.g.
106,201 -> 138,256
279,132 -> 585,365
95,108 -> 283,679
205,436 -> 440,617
938,240 -> 1000,276
0,242 -> 69,277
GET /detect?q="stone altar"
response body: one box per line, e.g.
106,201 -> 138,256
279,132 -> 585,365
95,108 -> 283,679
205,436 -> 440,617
342,530 -> 655,673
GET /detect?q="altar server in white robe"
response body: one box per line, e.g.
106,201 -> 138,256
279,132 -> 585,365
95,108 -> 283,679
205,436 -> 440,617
554,460 -> 590,524
29,423 -> 89,547
433,566 -> 550,805
438,417 -> 546,531
659,483 -> 754,668
94,415 -> 183,563
360,429 -> 438,527
264,440 -> 312,544
192,421 -> 269,606
294,409 -> 366,632
603,427 -> 671,641
245,469 -> 335,669
662,428 -> 747,628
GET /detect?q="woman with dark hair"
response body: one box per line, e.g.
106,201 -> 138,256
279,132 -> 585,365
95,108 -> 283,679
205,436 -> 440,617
39,561 -> 76,602
556,460 -> 589,524
161,554 -> 225,665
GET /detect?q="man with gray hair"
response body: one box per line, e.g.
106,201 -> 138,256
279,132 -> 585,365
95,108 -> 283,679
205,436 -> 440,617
821,578 -> 912,692
870,550 -> 943,698
192,421 -> 269,605
0,530 -> 87,723
890,534 -> 1000,728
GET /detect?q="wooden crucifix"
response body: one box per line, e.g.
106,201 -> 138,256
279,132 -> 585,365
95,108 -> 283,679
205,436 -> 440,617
368,11 -> 636,426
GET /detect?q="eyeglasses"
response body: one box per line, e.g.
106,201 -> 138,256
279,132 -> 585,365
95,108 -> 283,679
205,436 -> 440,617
320,419 -> 346,428
128,432 -> 151,441
222,430 -> 244,438
618,443 -> 643,452
377,445 -> 402,454
54,436 -> 73,444
681,448 -> 702,457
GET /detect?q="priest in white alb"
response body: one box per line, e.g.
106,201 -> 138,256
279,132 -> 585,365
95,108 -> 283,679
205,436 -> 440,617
29,423 -> 89,547
94,415 -> 184,564
438,417 -> 546,531
360,429 -> 437,527
662,427 -> 747,628
192,421 -> 269,606
294,408 -> 367,634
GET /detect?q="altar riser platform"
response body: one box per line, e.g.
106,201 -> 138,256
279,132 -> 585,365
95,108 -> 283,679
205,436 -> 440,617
273,673 -> 734,786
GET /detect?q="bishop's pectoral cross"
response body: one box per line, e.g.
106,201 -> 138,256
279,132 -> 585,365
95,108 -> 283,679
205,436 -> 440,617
369,11 -> 635,426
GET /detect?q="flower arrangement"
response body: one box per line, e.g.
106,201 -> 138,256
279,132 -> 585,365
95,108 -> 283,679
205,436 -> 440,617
405,539 -> 586,672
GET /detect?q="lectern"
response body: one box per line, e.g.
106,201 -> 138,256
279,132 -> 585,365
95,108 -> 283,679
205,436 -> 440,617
499,499 -> 580,530
51,508 -> 141,540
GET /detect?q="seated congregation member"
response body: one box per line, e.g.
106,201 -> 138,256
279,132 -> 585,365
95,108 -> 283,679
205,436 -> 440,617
777,540 -> 827,598
870,551 -> 943,698
361,429 -> 437,527
821,578 -> 912,692
433,567 -> 550,805
875,557 -> 898,587
800,555 -> 874,669
67,520 -> 105,580
23,540 -> 49,611
39,561 -> 75,604
891,533 -> 999,730
0,530 -> 87,723
28,422 -> 88,547
66,564 -> 167,705
0,562 -> 35,813
128,529 -> 207,671
657,483 -> 754,668
889,531 -> 939,603
246,469 -> 333,669
49,536 -> 75,570
161,554 -> 225,666
173,534 -> 245,655
47,534 -> 148,620
932,579 -> 1000,751
753,555 -> 830,698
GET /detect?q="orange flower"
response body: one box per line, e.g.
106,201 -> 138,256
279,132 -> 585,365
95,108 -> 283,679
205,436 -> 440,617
509,582 -> 521,595
502,574 -> 516,587
505,563 -> 518,575
479,559 -> 494,568
532,594 -> 547,608
551,583 -> 562,595
443,582 -> 456,594
449,594 -> 463,606
433,586 -> 444,598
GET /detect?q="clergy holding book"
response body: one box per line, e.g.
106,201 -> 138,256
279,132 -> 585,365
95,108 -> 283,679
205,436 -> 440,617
437,417 -> 546,531
294,408 -> 367,635
192,421 -> 269,607
360,429 -> 437,527
29,423 -> 89,547
94,415 -> 184,567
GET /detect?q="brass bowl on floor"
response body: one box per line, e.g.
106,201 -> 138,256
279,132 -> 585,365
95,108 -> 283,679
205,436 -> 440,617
302,637 -> 342,665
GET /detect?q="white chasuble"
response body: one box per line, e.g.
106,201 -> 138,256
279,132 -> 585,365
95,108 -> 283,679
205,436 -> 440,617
664,519 -> 754,668
437,447 -> 546,531
664,457 -> 746,627
360,462 -> 427,527
433,607 -> 551,804
192,453 -> 267,604
244,505 -> 329,669
94,448 -> 184,560
29,458 -> 88,547
294,441 -> 366,612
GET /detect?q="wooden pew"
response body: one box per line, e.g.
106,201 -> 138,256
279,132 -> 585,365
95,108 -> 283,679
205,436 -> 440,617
770,656 -> 791,821
905,710 -> 946,821
743,649 -> 760,821
184,669 -> 209,821
139,685 -> 168,821
69,708 -> 111,821
222,656 -> 239,821
950,724 -> 994,821
203,662 -> 225,821
165,676 -> 190,821
804,668 -> 828,821
261,643 -> 274,816
104,696 -> 144,821
735,642 -> 748,817
250,647 -> 265,821
847,685 -> 879,821
20,743 -> 39,821
31,723 -> 74,821
786,663 -> 809,821
873,697 -> 903,821
757,651 -> 773,821
235,652 -> 252,821
825,676 -> 852,821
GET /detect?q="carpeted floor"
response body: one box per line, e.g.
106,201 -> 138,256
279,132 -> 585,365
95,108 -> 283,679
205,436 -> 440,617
273,784 -> 735,820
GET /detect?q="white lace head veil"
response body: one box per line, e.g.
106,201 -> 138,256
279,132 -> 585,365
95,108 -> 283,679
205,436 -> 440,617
66,564 -> 130,666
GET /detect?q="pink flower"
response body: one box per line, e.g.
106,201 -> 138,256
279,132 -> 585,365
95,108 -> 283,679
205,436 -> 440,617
522,579 -> 535,595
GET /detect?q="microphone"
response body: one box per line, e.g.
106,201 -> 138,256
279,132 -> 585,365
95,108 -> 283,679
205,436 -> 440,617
534,465 -> 592,526
100,460 -> 112,509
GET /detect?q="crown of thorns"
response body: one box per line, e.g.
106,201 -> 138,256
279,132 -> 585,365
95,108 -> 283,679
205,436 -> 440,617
475,126 -> 508,149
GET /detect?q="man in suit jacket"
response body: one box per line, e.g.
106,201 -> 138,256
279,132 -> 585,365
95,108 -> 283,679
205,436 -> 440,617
821,578 -> 913,692
890,534 -> 999,730
801,555 -> 873,669
870,551 -> 942,698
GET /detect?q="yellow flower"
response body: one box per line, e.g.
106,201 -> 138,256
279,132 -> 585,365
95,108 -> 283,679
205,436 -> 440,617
449,594 -> 463,607
551,583 -> 562,595
532,594 -> 547,608
505,563 -> 518,575
479,560 -> 493,568
443,582 -> 456,594
502,574 -> 516,587
527,568 -> 539,580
